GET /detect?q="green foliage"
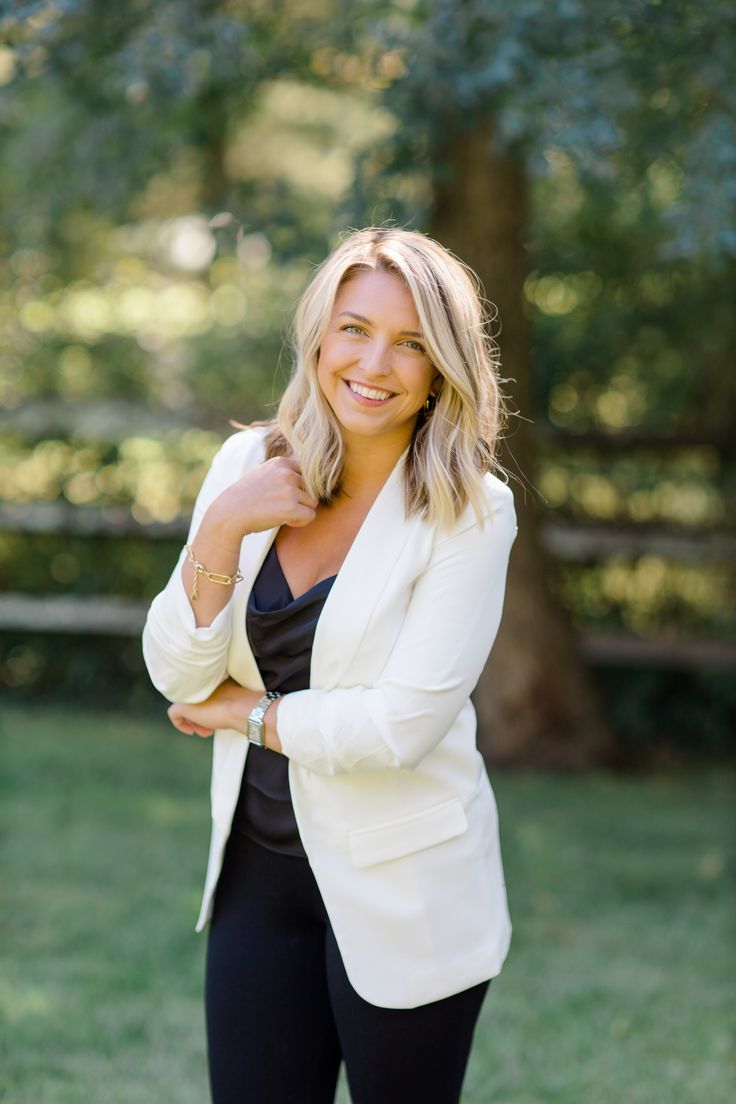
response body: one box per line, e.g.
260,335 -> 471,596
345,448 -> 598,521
2,0 -> 290,228
374,0 -> 736,259
0,532 -> 183,598
1,2 -> 734,755
537,447 -> 728,526
526,158 -> 736,437
591,666 -> 736,760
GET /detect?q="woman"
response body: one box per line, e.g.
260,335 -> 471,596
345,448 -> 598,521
142,227 -> 518,1104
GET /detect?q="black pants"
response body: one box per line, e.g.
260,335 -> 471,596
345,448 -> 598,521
205,829 -> 490,1104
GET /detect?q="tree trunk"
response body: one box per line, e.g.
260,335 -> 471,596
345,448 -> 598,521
429,123 -> 613,767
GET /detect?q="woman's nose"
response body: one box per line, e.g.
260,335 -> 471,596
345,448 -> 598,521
359,340 -> 391,378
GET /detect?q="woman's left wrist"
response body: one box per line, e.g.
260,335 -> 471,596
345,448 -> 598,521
263,696 -> 283,754
231,689 -> 283,754
229,687 -> 261,735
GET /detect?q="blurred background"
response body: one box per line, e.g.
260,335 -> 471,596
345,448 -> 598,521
1,3 -> 734,1102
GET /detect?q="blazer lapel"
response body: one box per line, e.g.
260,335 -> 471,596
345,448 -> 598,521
227,525 -> 276,692
225,440 -> 415,693
311,445 -> 415,689
211,522 -> 278,831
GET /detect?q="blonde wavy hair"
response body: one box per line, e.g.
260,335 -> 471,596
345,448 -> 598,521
249,226 -> 508,530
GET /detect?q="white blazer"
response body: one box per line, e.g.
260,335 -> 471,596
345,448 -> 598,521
142,426 -> 518,1009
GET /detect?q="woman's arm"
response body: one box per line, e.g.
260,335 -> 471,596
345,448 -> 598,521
166,678 -> 284,752
142,429 -> 317,705
162,476 -> 516,769
275,482 -> 517,775
142,432 -> 255,705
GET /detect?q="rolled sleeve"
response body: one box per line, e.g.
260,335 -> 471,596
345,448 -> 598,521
141,428 -> 263,703
142,545 -> 235,703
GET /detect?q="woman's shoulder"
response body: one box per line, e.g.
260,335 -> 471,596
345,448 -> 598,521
214,422 -> 272,466
196,424 -> 271,499
463,470 -> 516,530
482,470 -> 515,506
426,471 -> 516,550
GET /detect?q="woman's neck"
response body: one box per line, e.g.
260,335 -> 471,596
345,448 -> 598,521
339,431 -> 412,501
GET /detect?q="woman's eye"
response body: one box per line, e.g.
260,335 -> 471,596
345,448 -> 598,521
403,340 -> 426,353
341,324 -> 365,335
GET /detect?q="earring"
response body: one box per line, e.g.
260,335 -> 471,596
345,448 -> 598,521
423,393 -> 436,414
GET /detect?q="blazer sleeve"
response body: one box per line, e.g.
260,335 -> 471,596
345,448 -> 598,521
277,480 -> 518,775
141,428 -> 261,704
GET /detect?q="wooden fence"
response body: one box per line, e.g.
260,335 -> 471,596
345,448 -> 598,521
3,502 -> 734,670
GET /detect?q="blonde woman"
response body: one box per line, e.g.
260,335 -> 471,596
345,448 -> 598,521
142,227 -> 518,1104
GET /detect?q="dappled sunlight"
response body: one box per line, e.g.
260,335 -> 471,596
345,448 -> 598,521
537,451 -> 725,526
209,284 -> 248,327
1,4 -> 733,787
1,430 -> 221,522
227,124 -> 354,200
159,216 -> 217,272
524,271 -> 603,317
225,79 -> 395,200
647,159 -> 685,209
21,280 -> 213,342
3,222 -> 311,411
4,432 -> 725,531
545,348 -> 680,434
560,557 -> 733,637
57,345 -> 95,397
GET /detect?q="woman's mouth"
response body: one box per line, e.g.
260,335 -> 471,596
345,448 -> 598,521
343,379 -> 396,406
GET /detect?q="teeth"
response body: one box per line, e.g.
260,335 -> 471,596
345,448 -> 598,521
348,381 -> 393,401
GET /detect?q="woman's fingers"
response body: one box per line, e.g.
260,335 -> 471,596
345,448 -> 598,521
179,718 -> 214,737
286,471 -> 318,508
286,510 -> 317,527
167,704 -> 214,738
205,451 -> 319,540
295,492 -> 319,514
280,457 -> 318,502
284,485 -> 318,525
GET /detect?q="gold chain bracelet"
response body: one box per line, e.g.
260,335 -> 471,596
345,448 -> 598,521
184,543 -> 244,601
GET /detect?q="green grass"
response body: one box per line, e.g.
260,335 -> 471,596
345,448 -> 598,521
1,705 -> 734,1103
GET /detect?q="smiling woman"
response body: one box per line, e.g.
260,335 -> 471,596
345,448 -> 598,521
273,226 -> 507,529
142,226 -> 517,1104
316,268 -> 441,450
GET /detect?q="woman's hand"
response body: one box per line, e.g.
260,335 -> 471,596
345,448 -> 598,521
181,455 -> 319,628
167,679 -> 258,738
206,455 -> 319,545
167,678 -> 284,753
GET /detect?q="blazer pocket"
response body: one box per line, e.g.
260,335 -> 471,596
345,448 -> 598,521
348,797 -> 469,868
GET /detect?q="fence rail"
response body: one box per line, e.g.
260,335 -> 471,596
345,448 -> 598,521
2,502 -> 734,561
4,399 -> 732,454
3,480 -> 733,668
2,593 -> 735,670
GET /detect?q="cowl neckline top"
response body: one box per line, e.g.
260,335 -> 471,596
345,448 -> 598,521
244,542 -> 337,693
231,540 -> 337,856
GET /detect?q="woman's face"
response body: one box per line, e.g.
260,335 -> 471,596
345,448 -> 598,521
317,267 -> 440,453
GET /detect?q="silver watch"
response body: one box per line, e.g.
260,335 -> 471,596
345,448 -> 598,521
246,691 -> 281,747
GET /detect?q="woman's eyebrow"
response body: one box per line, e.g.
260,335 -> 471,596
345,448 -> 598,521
338,310 -> 423,338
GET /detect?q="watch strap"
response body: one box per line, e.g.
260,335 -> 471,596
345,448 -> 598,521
247,691 -> 281,747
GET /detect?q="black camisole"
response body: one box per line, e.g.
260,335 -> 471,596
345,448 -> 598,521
231,541 -> 336,857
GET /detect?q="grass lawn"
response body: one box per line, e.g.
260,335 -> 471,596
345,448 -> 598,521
1,704 -> 733,1103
